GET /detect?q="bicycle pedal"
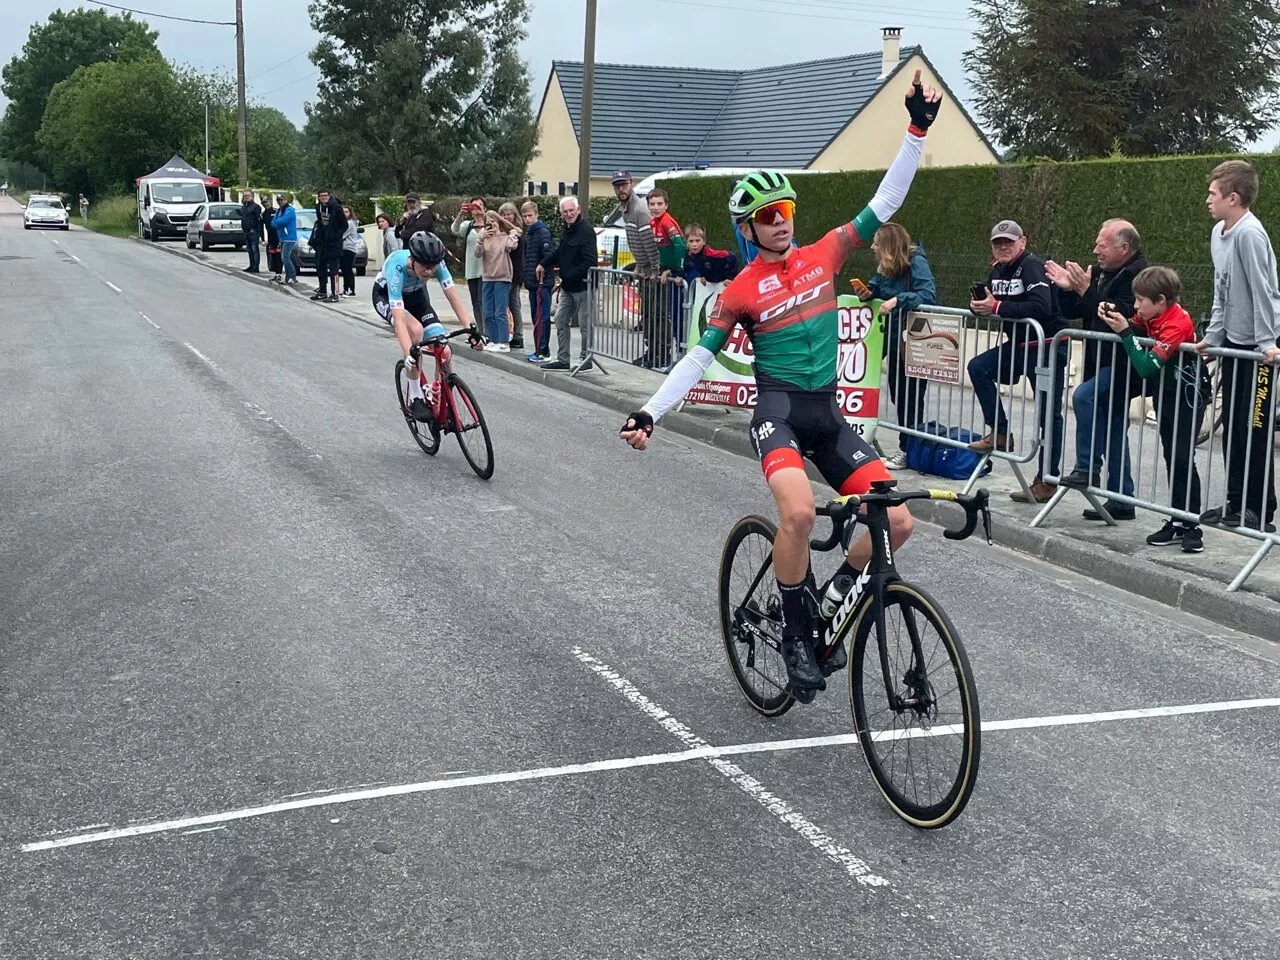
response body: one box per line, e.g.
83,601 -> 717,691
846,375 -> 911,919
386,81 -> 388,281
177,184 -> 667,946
789,684 -> 818,705
819,640 -> 847,677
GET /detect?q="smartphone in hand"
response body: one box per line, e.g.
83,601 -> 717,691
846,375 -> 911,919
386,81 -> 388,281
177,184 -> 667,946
970,282 -> 988,301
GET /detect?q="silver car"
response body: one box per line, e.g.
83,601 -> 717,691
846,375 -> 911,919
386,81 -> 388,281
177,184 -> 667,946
184,203 -> 244,251
24,196 -> 69,230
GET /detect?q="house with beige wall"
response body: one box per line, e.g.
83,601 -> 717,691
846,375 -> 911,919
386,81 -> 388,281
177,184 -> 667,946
526,28 -> 999,200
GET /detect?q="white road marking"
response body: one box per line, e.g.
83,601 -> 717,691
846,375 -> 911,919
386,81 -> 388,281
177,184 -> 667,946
140,313 -> 160,330
69,254 -> 80,262
180,826 -> 225,836
182,342 -> 218,370
104,281 -> 121,293
241,400 -> 322,459
50,238 -> 59,245
571,647 -> 889,887
21,695 -> 1280,854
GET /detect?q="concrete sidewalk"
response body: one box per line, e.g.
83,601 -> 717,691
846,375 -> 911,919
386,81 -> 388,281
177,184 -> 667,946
137,235 -> 1280,639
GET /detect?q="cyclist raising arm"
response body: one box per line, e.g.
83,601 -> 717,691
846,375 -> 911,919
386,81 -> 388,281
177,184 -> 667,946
620,69 -> 941,694
375,231 -> 477,422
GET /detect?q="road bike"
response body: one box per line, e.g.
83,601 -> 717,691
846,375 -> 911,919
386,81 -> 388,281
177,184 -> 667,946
394,326 -> 495,480
718,482 -> 991,829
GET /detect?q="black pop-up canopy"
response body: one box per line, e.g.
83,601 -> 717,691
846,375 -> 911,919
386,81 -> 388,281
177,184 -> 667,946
135,155 -> 220,187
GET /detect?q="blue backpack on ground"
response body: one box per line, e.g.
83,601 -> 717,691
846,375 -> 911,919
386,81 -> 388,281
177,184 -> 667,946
903,422 -> 993,481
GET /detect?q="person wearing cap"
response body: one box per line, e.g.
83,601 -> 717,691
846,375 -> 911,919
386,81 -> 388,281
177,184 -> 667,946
396,191 -> 436,245
611,171 -> 664,364
966,220 -> 1068,488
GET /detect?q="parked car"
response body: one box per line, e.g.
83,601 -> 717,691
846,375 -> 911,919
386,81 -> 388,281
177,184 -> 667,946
24,196 -> 69,230
184,203 -> 244,251
292,209 -> 367,276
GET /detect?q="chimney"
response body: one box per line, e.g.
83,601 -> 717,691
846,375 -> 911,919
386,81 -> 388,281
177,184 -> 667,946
880,27 -> 903,79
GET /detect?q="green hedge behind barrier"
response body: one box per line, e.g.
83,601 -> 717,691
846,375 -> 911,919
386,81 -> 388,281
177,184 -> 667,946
659,152 -> 1280,319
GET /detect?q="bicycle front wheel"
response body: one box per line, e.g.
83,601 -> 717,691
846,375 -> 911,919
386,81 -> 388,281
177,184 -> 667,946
849,582 -> 980,829
718,515 -> 794,717
446,373 -> 494,480
395,360 -> 440,455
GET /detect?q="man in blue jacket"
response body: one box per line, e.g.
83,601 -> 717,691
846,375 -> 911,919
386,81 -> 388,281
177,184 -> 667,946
521,201 -> 555,362
270,195 -> 298,286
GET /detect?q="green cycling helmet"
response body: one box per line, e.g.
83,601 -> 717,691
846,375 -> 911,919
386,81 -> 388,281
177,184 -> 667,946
728,170 -> 796,222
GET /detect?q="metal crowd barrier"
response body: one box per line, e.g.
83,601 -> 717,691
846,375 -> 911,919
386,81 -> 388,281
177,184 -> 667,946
588,267 -> 689,376
1029,328 -> 1279,591
877,306 -> 1052,499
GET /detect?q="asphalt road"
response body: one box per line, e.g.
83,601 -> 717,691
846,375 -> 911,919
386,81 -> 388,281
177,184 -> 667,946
3,199 -> 1280,959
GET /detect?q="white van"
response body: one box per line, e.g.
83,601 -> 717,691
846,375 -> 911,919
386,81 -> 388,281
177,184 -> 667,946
595,166 -> 824,268
136,155 -> 215,242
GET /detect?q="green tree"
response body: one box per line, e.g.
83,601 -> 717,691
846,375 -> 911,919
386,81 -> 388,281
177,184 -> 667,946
0,8 -> 158,168
303,0 -> 536,194
37,57 -> 202,195
964,0 -> 1280,159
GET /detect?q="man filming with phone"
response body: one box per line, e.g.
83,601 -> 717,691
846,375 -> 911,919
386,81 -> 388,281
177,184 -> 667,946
452,197 -> 488,324
965,220 -> 1068,497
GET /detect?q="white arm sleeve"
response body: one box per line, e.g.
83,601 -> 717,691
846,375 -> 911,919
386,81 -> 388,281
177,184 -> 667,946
640,345 -> 715,421
867,131 -> 925,223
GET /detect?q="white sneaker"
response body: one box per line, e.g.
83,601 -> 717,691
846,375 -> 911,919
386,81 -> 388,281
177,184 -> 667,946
483,342 -> 503,352
884,451 -> 908,470
495,343 -> 511,353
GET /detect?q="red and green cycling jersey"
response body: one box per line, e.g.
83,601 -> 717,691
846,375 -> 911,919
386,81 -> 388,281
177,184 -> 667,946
701,207 -> 880,392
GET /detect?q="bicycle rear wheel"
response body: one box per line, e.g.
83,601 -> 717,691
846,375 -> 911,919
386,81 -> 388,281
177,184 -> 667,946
446,373 -> 494,480
718,515 -> 794,717
849,582 -> 980,828
395,360 -> 440,455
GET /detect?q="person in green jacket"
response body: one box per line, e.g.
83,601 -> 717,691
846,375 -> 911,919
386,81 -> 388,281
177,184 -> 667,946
1098,266 -> 1207,553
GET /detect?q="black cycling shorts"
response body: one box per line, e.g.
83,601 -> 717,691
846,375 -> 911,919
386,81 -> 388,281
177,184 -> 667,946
748,389 -> 891,496
373,282 -> 436,326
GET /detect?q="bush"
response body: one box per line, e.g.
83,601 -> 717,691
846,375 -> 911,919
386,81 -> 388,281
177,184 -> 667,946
84,194 -> 137,238
377,194 -> 405,222
343,193 -> 375,224
660,151 -> 1280,319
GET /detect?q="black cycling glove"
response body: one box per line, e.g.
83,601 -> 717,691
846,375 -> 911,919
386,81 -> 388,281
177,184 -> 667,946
621,410 -> 654,437
906,81 -> 939,132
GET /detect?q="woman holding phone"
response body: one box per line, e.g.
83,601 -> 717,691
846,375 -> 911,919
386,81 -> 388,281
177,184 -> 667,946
862,223 -> 936,469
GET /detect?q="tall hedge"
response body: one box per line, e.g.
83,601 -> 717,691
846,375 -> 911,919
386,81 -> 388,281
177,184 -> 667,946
660,152 -> 1280,319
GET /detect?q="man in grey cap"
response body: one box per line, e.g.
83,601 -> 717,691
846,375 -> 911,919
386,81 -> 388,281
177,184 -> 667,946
966,218 -> 1068,490
610,171 -> 667,366
396,191 -> 436,243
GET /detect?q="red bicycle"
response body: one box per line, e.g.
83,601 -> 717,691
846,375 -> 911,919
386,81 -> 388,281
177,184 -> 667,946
394,326 -> 495,479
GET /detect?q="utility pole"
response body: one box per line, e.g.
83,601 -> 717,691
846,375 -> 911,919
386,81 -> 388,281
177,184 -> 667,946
576,0 -> 597,210
204,101 -> 211,175
234,0 -> 248,187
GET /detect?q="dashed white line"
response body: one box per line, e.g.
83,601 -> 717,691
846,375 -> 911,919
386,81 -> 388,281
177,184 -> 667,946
50,238 -> 59,245
180,825 -> 226,837
571,646 -> 890,888
20,695 -> 1280,854
140,313 -> 160,329
182,342 -> 218,370
104,281 -> 122,293
69,254 -> 80,262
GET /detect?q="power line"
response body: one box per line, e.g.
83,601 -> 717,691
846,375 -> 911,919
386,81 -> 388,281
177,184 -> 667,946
258,71 -> 321,97
648,0 -> 975,32
250,48 -> 312,81
82,0 -> 234,26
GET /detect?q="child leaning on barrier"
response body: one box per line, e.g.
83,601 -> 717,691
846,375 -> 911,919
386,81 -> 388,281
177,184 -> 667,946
1098,266 -> 1208,554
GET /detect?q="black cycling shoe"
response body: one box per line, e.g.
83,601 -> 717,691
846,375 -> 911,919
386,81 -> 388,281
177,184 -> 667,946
818,638 -> 848,677
408,397 -> 433,423
781,630 -> 825,692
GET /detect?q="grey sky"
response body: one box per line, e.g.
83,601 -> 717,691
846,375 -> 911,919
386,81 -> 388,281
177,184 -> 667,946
3,1 -> 1276,153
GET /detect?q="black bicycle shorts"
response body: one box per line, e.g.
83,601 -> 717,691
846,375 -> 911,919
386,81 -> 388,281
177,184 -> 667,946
748,389 -> 890,496
372,282 -> 437,326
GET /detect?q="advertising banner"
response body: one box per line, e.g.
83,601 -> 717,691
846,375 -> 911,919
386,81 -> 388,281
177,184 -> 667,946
901,309 -> 963,384
683,282 -> 883,441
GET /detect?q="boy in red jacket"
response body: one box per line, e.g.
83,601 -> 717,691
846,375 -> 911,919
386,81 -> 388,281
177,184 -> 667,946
1099,266 -> 1208,553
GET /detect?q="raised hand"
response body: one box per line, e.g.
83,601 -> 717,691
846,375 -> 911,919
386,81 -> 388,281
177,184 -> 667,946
905,68 -> 942,131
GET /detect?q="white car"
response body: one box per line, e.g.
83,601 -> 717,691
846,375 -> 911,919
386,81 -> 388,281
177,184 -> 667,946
24,196 -> 69,230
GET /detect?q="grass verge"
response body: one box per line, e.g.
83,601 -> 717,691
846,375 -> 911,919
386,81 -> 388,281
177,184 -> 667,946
83,195 -> 136,238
